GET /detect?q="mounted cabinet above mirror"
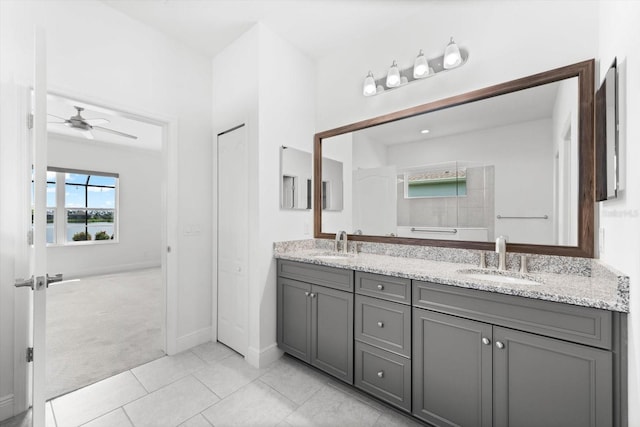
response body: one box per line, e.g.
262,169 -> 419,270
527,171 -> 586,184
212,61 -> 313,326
314,60 -> 595,258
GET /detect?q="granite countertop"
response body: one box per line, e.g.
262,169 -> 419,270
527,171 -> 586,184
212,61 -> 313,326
274,241 -> 629,313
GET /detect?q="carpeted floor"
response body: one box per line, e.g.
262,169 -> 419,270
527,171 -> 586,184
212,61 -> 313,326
46,268 -> 164,399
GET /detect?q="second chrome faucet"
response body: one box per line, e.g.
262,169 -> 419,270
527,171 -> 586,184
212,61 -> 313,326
335,230 -> 348,254
495,235 -> 507,270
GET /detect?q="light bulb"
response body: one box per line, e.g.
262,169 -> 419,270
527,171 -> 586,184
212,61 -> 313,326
386,60 -> 401,88
443,37 -> 462,69
413,50 -> 429,78
363,71 -> 376,96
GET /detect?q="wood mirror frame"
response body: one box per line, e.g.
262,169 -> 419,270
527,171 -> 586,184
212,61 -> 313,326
314,59 -> 595,258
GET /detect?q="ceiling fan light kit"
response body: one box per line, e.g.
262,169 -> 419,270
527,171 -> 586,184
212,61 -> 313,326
48,106 -> 138,140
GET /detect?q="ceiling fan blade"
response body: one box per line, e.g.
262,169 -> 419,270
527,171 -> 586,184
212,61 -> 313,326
81,130 -> 95,140
84,118 -> 110,125
92,125 -> 138,140
47,113 -> 68,121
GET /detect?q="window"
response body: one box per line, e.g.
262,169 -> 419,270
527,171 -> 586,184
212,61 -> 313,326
35,167 -> 119,245
404,166 -> 467,199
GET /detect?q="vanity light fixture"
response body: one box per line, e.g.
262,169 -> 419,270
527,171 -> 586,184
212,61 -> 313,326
386,60 -> 401,88
413,50 -> 431,79
362,37 -> 468,97
363,71 -> 377,96
443,37 -> 462,69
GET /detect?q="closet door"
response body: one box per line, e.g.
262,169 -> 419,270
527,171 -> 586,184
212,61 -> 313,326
217,124 -> 248,355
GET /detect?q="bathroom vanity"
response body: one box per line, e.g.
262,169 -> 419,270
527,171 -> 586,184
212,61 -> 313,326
275,243 -> 628,427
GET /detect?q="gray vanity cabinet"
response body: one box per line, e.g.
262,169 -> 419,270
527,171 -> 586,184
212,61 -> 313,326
413,309 -> 493,426
276,260 -> 354,384
413,280 -> 614,427
354,272 -> 412,412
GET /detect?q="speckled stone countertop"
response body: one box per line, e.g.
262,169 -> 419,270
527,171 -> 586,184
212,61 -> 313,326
274,239 -> 629,313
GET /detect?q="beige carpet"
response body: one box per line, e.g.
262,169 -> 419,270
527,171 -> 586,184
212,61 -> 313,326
46,268 -> 164,399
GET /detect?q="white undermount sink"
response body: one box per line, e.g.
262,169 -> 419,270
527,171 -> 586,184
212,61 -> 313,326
457,269 -> 542,286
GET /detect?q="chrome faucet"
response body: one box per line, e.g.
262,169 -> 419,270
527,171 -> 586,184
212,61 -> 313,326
335,230 -> 348,254
495,236 -> 507,270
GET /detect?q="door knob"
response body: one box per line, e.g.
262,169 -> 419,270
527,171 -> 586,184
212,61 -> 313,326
305,291 -> 310,296
377,284 -> 384,290
310,293 -> 316,298
482,337 -> 491,345
495,341 -> 505,349
377,371 -> 384,378
377,321 -> 384,328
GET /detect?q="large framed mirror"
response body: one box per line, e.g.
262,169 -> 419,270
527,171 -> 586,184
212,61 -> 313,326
314,60 -> 594,257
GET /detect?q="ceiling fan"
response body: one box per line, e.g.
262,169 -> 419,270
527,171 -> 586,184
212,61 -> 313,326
48,106 -> 138,140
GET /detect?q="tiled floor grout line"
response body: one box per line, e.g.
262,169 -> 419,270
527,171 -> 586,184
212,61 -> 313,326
122,406 -> 136,427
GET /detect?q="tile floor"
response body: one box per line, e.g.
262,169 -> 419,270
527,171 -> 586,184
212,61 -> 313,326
1,342 -> 423,427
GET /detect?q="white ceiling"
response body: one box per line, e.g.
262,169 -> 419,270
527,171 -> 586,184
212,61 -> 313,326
47,94 -> 163,150
102,0 -> 430,59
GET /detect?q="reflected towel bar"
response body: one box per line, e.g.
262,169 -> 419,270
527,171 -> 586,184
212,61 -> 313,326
496,215 -> 549,219
410,227 -> 458,234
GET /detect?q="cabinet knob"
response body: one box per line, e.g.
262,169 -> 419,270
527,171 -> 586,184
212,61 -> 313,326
377,284 -> 384,290
310,293 -> 316,298
482,337 -> 491,345
495,341 -> 505,349
305,291 -> 310,296
377,371 -> 384,378
377,321 -> 384,328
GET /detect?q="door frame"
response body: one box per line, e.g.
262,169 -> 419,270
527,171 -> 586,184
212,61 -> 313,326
12,87 -> 179,414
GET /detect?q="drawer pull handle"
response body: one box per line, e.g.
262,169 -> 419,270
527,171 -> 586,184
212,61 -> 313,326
482,337 -> 491,345
495,341 -> 505,350
305,291 -> 310,296
377,371 -> 384,378
377,321 -> 384,328
377,284 -> 384,290
310,293 -> 316,298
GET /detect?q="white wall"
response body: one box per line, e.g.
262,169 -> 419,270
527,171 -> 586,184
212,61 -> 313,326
212,23 -> 316,366
387,119 -> 555,244
0,0 -> 212,417
597,1 -> 640,425
47,136 -> 162,278
315,1 -> 599,132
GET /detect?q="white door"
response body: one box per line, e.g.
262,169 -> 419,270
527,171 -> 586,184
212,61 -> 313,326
217,125 -> 249,355
13,28 -> 51,427
353,166 -> 397,235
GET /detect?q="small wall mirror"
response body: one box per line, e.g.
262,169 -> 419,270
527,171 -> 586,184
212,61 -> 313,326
280,146 -> 312,210
596,58 -> 619,201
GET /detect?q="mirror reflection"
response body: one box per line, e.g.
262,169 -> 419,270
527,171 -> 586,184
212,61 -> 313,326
280,146 -> 312,210
321,77 -> 579,246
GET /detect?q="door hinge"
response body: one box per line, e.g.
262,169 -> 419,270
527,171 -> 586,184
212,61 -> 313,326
26,347 -> 33,363
27,113 -> 34,130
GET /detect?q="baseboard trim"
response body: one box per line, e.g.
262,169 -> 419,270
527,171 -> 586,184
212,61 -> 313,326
0,394 -> 14,423
246,343 -> 283,369
175,327 -> 212,354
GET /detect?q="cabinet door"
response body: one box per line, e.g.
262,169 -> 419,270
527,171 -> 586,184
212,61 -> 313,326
413,309 -> 493,427
311,285 -> 354,383
277,278 -> 311,363
493,326 -> 613,427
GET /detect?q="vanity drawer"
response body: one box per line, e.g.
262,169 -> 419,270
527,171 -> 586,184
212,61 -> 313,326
413,280 -> 613,349
355,295 -> 411,357
355,271 -> 410,304
278,260 -> 353,292
355,341 -> 411,412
